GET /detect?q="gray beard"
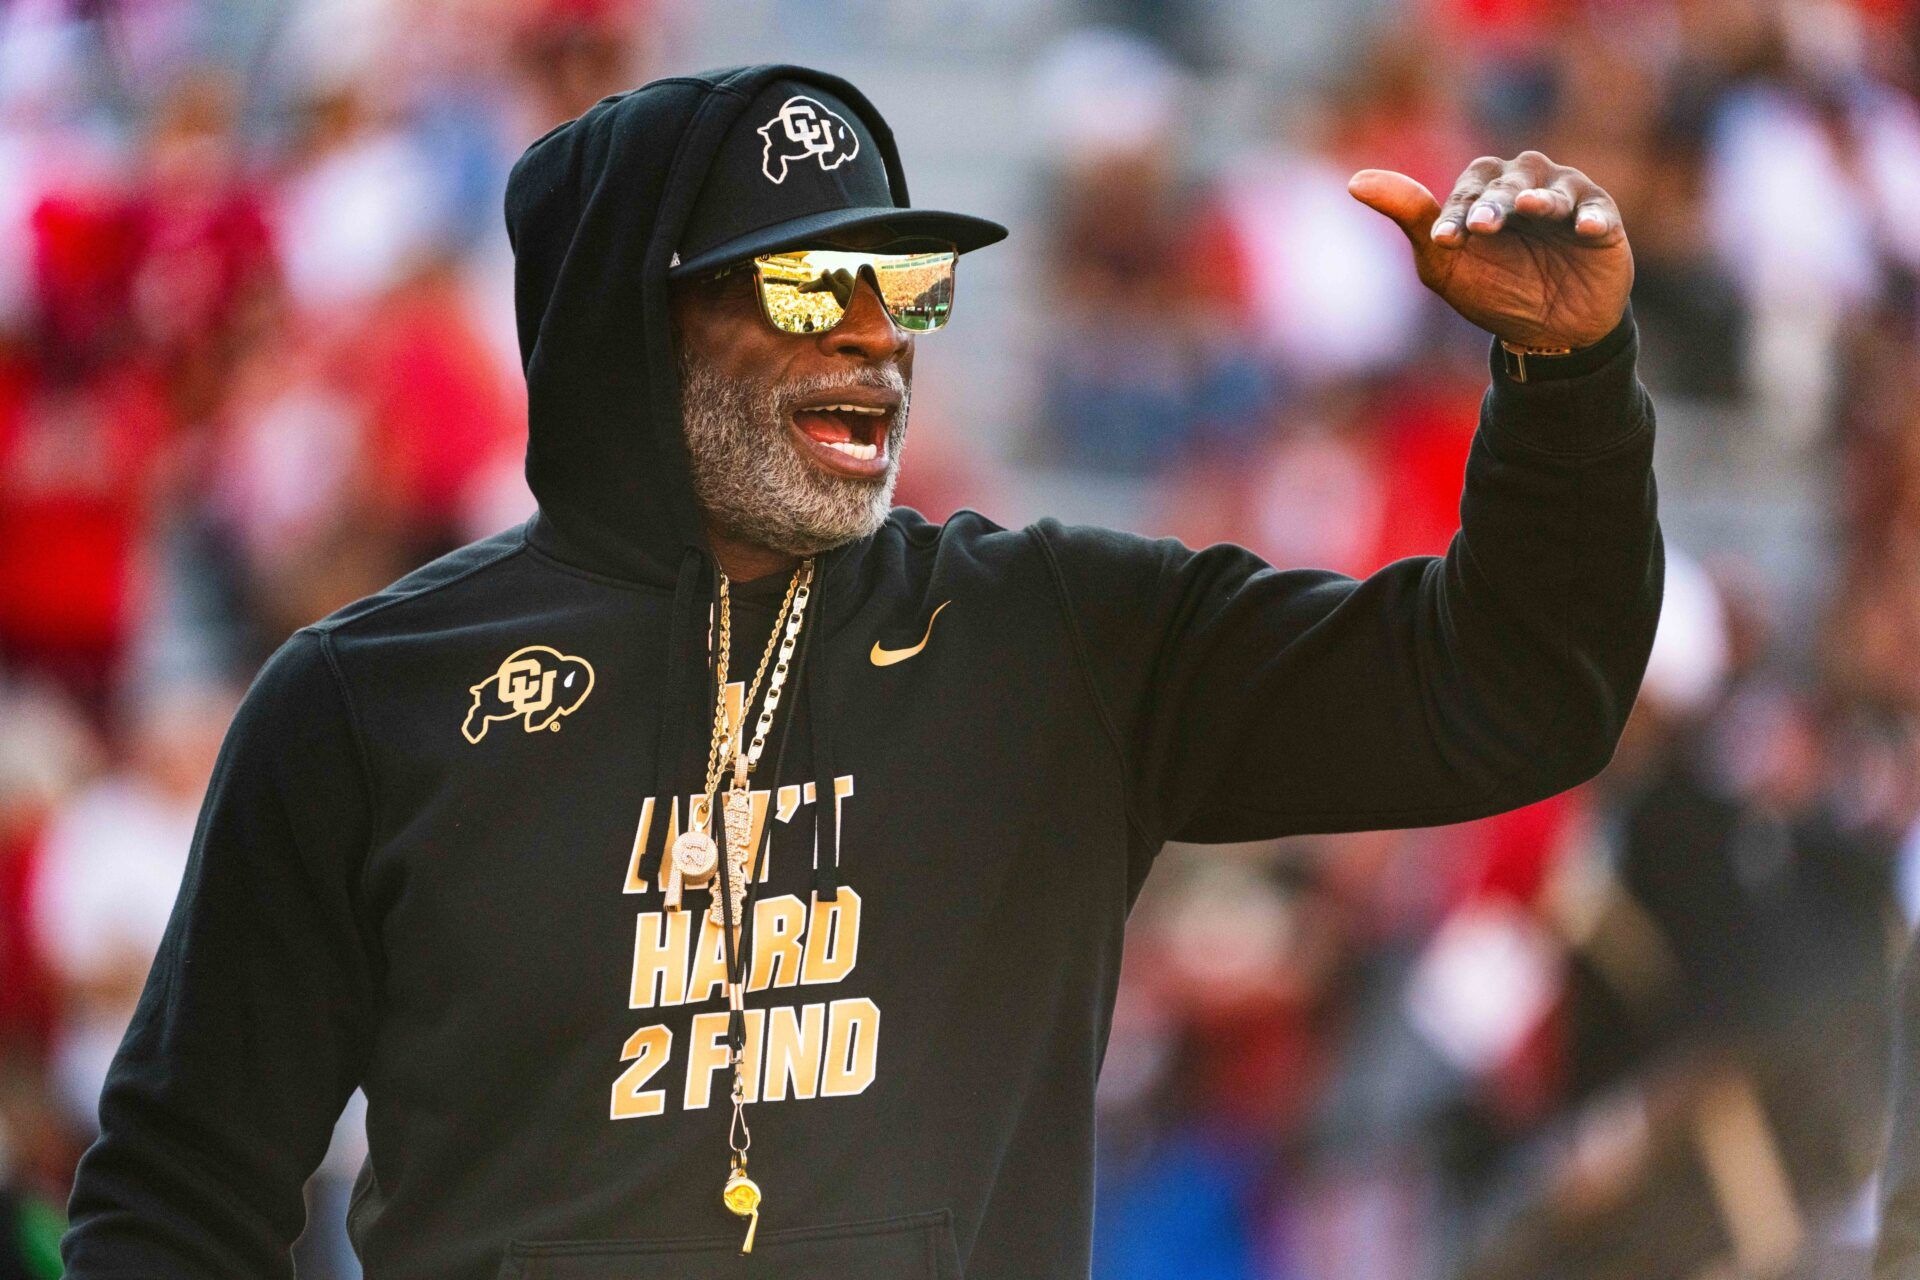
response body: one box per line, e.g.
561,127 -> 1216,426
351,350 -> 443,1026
676,343 -> 909,558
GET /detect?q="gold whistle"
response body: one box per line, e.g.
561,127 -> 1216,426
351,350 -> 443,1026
723,1165 -> 761,1253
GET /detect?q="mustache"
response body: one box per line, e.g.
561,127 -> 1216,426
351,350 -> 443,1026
772,367 -> 909,411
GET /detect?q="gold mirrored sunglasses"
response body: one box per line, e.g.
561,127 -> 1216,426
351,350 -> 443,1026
711,245 -> 959,335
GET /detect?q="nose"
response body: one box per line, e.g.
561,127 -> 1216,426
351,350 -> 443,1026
820,267 -> 909,363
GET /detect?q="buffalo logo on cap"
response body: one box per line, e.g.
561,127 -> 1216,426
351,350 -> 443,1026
463,645 -> 595,743
757,95 -> 860,184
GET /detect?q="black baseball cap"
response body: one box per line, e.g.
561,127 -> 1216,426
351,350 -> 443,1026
666,79 -> 1007,279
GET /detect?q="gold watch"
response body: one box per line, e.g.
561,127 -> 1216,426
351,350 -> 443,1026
1498,337 -> 1575,384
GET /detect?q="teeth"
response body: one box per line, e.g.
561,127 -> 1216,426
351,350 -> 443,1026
823,440 -> 878,460
819,404 -> 886,415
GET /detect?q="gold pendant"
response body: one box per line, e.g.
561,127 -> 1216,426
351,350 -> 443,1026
723,1165 -> 761,1253
724,787 -> 753,882
671,828 -> 718,879
708,874 -> 749,928
668,795 -> 719,914
709,787 -> 753,928
667,829 -> 716,914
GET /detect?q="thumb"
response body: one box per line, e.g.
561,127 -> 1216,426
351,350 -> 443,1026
1348,169 -> 1442,246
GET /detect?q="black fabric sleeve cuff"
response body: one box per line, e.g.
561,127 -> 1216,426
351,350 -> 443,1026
1494,304 -> 1636,382
1482,303 -> 1647,456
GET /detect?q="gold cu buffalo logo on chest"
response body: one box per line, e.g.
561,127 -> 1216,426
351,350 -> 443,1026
462,646 -> 595,744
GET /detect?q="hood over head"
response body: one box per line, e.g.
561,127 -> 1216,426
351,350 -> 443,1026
506,62 -> 1001,584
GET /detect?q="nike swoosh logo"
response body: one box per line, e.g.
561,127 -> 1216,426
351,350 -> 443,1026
870,600 -> 951,667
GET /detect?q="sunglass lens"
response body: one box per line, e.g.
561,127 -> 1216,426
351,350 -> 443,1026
754,248 -> 957,335
756,253 -> 851,334
874,250 -> 955,332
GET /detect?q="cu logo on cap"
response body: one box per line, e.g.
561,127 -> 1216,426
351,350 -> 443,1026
463,645 -> 595,743
757,95 -> 860,184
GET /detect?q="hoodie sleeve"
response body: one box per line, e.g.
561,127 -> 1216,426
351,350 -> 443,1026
61,627 -> 379,1278
1033,312 -> 1662,854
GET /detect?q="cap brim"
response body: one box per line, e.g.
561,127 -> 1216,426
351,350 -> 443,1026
668,206 -> 1007,279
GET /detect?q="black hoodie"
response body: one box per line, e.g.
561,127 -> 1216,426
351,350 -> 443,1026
61,63 -> 1664,1280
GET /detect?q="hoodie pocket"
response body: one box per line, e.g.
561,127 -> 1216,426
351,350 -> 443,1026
497,1208 -> 962,1280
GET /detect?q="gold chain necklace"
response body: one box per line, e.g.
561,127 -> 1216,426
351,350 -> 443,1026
712,559 -> 811,930
664,560 -> 809,911
664,556 -> 815,1255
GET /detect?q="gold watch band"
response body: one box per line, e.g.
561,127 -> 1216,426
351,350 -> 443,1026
1499,338 -> 1576,384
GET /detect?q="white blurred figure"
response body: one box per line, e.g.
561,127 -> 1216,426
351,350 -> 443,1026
1638,545 -> 1733,722
275,102 -> 447,313
28,683 -> 237,1133
1027,27 -> 1189,166
271,13 -> 455,319
1209,141 -> 1428,384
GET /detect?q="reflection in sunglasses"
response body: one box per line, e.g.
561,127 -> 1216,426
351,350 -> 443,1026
755,250 -> 956,334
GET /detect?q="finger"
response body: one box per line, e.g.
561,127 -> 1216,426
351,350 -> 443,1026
1347,168 -> 1443,247
1513,181 -> 1575,221
1507,150 -> 1557,187
1562,174 -> 1626,243
1573,198 -> 1625,243
1508,167 -> 1626,246
1465,177 -> 1527,234
1534,167 -> 1627,243
1463,151 -> 1560,233
1432,156 -> 1506,246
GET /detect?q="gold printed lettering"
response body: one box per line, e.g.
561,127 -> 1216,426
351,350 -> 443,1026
628,910 -> 692,1009
624,798 -> 657,894
762,1002 -> 826,1102
685,914 -> 731,1005
749,895 -> 808,992
609,1024 -> 672,1119
821,997 -> 880,1097
800,886 -> 861,985
683,1012 -> 731,1111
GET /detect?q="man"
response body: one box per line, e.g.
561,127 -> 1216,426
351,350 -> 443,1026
60,63 -> 1661,1278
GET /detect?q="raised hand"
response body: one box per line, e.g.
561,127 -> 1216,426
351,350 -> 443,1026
1348,151 -> 1632,351
798,267 -> 859,307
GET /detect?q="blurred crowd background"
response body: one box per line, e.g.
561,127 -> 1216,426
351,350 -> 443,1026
0,0 -> 1915,1275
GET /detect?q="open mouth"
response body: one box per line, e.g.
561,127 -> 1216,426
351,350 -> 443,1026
788,395 -> 898,479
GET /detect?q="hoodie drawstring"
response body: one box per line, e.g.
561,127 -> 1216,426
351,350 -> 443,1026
638,547 -> 711,888
805,566 -> 840,902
